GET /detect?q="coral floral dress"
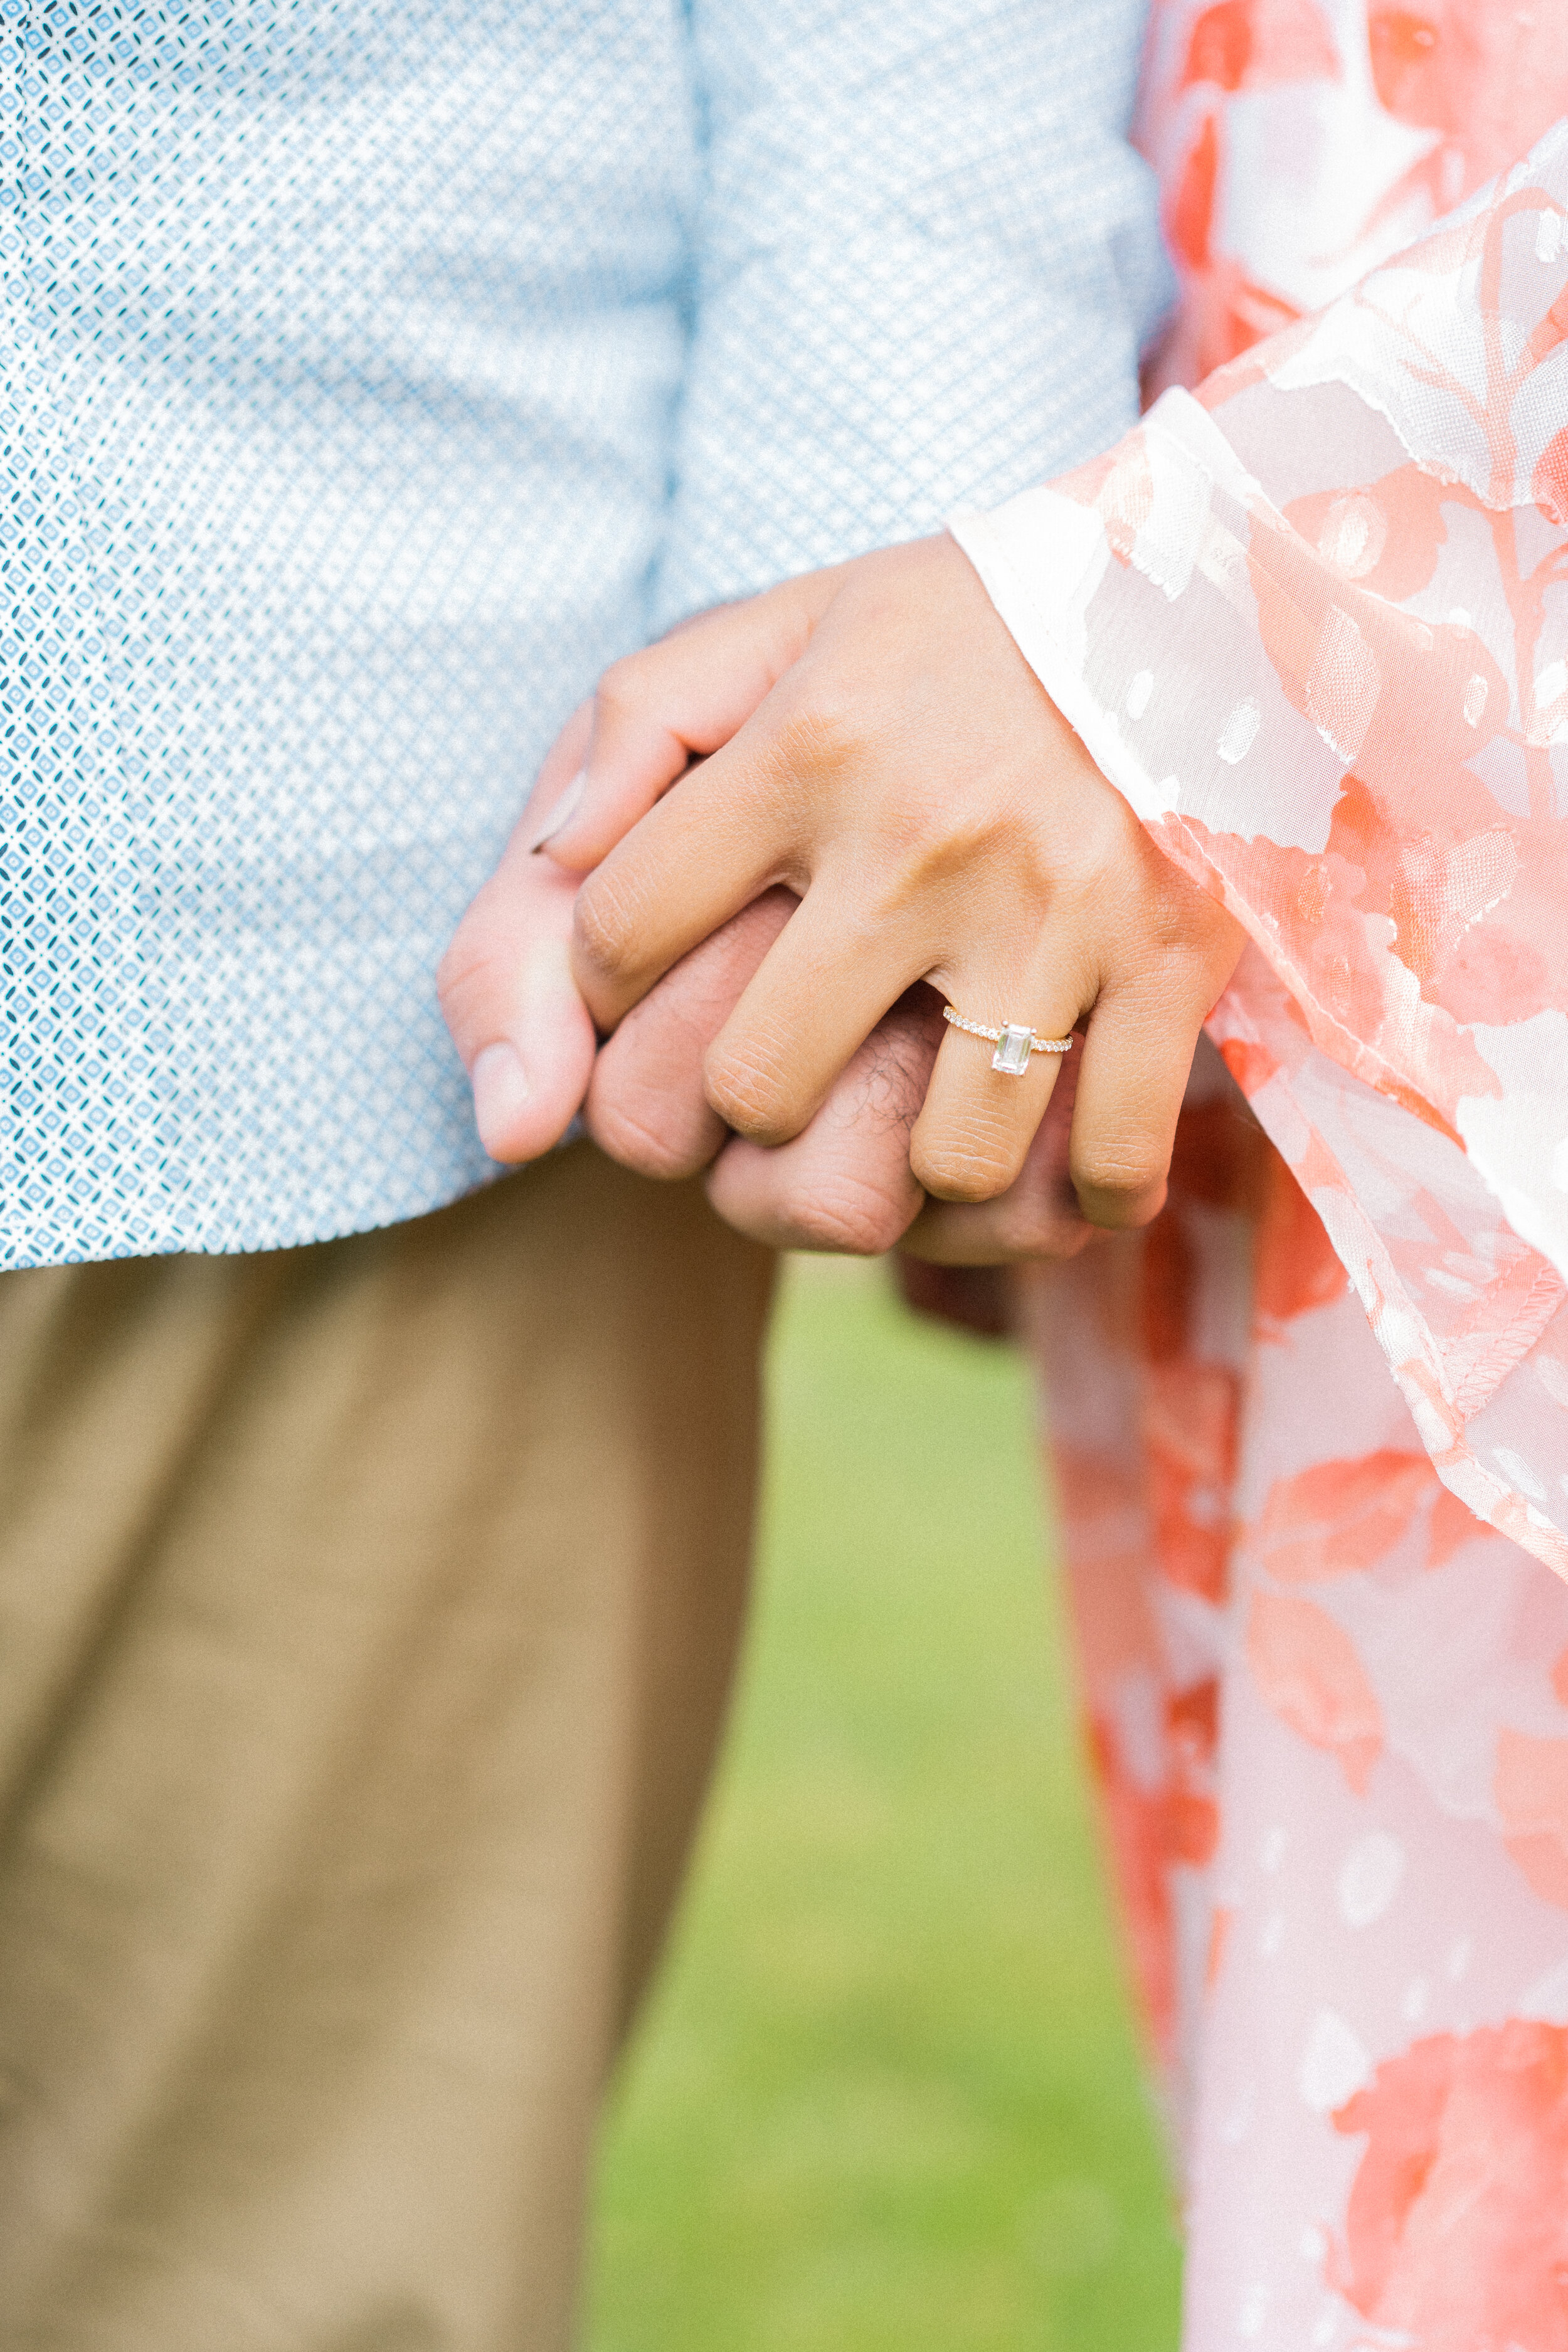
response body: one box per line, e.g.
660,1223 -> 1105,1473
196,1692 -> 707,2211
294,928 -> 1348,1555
955,6 -> 1568,2344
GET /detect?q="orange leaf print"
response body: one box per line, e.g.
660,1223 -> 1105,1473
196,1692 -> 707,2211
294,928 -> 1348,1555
1253,1148 -> 1348,1325
1169,1674 -> 1221,1767
1256,1447 -> 1443,1578
1164,1787 -> 1221,1865
1180,0 -> 1340,91
1427,1483 -> 1480,1566
1086,1714 -> 1178,2055
1332,2021 -> 1568,2350
1216,1034 -> 1277,1098
1283,465 -> 1453,605
1246,1591 -> 1383,1789
1367,6 -> 1454,129
1145,1360 -> 1241,1602
1084,1672 -> 1226,2055
1182,0 -> 1256,89
1369,2 -> 1568,161
1535,425 -> 1568,529
1167,112 -> 1221,272
1495,1729 -> 1568,1910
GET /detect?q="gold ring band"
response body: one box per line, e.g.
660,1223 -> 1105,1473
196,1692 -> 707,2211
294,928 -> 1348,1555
942,1006 -> 1074,1076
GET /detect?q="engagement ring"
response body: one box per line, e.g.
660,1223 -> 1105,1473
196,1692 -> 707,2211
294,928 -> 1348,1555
941,1005 -> 1074,1076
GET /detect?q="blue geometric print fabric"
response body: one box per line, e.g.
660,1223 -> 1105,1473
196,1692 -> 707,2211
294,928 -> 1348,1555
1,0 -> 1167,1267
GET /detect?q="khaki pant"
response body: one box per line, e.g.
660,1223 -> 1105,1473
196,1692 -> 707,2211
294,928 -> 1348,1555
0,1147 -> 774,2350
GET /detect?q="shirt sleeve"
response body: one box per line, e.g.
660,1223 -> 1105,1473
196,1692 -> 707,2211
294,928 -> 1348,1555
650,0 -> 1170,631
953,119 -> 1568,1572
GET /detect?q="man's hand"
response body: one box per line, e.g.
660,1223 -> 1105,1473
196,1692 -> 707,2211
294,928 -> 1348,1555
546,534 -> 1246,1231
709,1012 -> 1094,1264
436,591 -> 830,1172
585,888 -> 1093,1261
436,704 -> 597,1165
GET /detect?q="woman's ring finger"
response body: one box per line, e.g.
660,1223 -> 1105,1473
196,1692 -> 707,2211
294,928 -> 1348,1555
941,1005 -> 1075,1076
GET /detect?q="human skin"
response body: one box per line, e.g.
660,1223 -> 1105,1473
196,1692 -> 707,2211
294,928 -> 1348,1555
438,534 -> 1245,1253
438,825 -> 1089,1260
437,645 -> 1089,1265
587,886 -> 1094,1263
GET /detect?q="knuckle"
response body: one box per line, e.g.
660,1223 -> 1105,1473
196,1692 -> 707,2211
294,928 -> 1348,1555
913,1136 -> 1019,1205
1073,1140 -> 1168,1227
435,931 -> 504,1047
1118,869 -> 1244,993
864,796 -> 1009,906
1073,1142 -> 1157,1195
593,1110 -> 709,1182
771,684 -> 862,776
703,1045 -> 801,1148
588,1029 -> 725,1177
573,874 -> 640,982
776,1172 -> 911,1257
592,650 -> 655,720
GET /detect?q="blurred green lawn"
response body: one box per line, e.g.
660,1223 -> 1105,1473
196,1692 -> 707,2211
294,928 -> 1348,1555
587,1256 -> 1181,2352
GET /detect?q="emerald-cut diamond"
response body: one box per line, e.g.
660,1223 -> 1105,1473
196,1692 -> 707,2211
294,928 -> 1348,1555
992,1024 -> 1034,1076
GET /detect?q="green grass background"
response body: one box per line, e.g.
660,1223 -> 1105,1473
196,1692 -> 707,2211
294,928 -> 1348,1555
588,1256 -> 1182,2352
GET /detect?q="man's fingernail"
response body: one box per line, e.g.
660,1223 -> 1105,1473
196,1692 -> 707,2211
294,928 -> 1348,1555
528,770 -> 586,854
471,1041 -> 531,1155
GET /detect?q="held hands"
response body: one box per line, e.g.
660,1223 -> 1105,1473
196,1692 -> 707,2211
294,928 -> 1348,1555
560,534 -> 1242,1229
587,889 -> 1093,1262
440,828 -> 1090,1261
439,534 -> 1246,1258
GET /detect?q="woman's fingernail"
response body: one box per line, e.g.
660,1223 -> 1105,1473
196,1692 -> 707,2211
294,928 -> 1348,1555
471,1041 -> 531,1156
528,770 -> 586,854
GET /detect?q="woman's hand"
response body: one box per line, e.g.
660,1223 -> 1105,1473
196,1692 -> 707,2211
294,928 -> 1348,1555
585,888 -> 1093,1259
546,534 -> 1246,1229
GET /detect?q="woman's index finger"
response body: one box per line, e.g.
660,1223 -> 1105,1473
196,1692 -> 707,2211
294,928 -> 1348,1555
569,733 -> 795,1029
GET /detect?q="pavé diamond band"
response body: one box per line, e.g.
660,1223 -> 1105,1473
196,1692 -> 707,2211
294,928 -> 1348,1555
941,1006 -> 1075,1076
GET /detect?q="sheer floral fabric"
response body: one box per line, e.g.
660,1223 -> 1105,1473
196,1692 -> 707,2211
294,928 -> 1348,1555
954,9 -> 1568,2344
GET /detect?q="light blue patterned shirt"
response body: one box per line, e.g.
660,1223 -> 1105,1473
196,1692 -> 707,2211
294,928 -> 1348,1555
3,0 -> 1168,1268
